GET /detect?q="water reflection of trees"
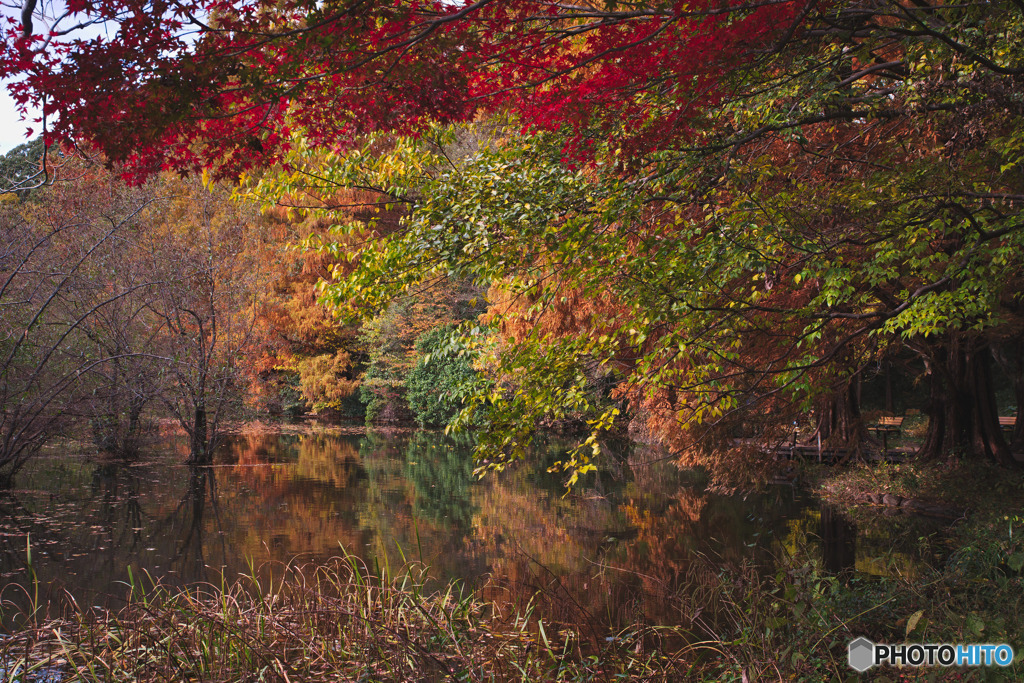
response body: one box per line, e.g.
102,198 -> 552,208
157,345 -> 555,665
403,430 -> 476,533
0,461 -> 157,620
354,430 -> 485,576
0,491 -> 84,618
152,467 -> 228,580
471,468 -> 813,633
91,463 -> 145,555
217,431 -> 373,563
0,430 -> 880,640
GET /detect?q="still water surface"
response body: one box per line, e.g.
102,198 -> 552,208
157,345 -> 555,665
0,426 -> 932,630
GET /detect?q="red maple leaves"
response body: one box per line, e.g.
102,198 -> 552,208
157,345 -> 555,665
2,0 -> 808,179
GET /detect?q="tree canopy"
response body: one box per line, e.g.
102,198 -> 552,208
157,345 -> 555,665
4,0 -> 1024,482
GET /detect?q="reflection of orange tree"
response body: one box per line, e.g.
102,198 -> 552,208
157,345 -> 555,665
611,489 -> 798,642
605,489 -> 720,630
223,431 -> 364,486
620,490 -> 707,581
471,472 -> 654,637
213,432 -> 370,562
209,467 -> 372,568
470,469 -> 773,635
222,432 -> 299,467
293,434 -> 362,488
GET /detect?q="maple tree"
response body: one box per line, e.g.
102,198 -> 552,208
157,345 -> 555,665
3,0 -> 807,177
5,0 -> 1024,481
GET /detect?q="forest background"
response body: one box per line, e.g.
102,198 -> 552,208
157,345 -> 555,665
2,0 -> 1024,490
1,2 -> 1024,680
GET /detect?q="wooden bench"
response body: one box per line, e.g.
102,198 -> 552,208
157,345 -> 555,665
868,416 -> 904,453
999,416 -> 1016,434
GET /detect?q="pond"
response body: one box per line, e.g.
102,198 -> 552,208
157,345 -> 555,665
0,425 -> 941,632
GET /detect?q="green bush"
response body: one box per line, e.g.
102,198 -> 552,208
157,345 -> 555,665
405,325 -> 477,428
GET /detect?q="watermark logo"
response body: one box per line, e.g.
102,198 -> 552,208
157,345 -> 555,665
848,637 -> 874,672
848,638 -> 1015,671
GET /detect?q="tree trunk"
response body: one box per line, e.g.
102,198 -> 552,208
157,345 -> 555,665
884,362 -> 894,413
918,337 -> 1015,466
992,339 -> 1024,453
813,374 -> 868,460
189,404 -> 210,465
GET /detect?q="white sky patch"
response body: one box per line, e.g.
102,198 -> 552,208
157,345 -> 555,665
0,88 -> 38,153
0,0 -> 126,153
0,4 -> 39,152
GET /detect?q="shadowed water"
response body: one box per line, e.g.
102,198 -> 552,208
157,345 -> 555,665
0,426 -> 937,632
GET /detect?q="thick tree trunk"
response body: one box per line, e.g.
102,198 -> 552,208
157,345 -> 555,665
189,404 -> 210,465
918,337 -> 1015,466
992,339 -> 1024,453
813,374 -> 868,460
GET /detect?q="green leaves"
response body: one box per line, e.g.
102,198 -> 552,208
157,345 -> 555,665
242,0 -> 1024,484
406,324 -> 481,428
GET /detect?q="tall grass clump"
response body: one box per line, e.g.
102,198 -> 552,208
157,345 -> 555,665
8,540 -> 1017,681
0,551 -> 690,682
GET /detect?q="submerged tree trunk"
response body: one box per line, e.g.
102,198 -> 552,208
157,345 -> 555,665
92,396 -> 148,459
188,404 -> 210,465
813,374 -> 868,459
918,337 -> 1015,466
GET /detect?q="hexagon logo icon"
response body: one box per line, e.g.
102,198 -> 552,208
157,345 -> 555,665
848,637 -> 875,672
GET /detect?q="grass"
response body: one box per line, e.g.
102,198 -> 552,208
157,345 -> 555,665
0,550 -> 695,682
3,462 -> 1024,682
2,541 -> 1021,682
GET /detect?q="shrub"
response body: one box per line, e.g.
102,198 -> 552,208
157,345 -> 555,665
406,325 -> 477,428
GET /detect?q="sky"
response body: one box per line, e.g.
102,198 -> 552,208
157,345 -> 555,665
0,1 -> 43,152
0,1 -> 123,154
0,4 -> 39,153
0,88 -> 38,153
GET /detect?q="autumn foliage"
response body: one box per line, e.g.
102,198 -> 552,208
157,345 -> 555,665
4,0 -> 1024,484
2,0 -> 810,178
